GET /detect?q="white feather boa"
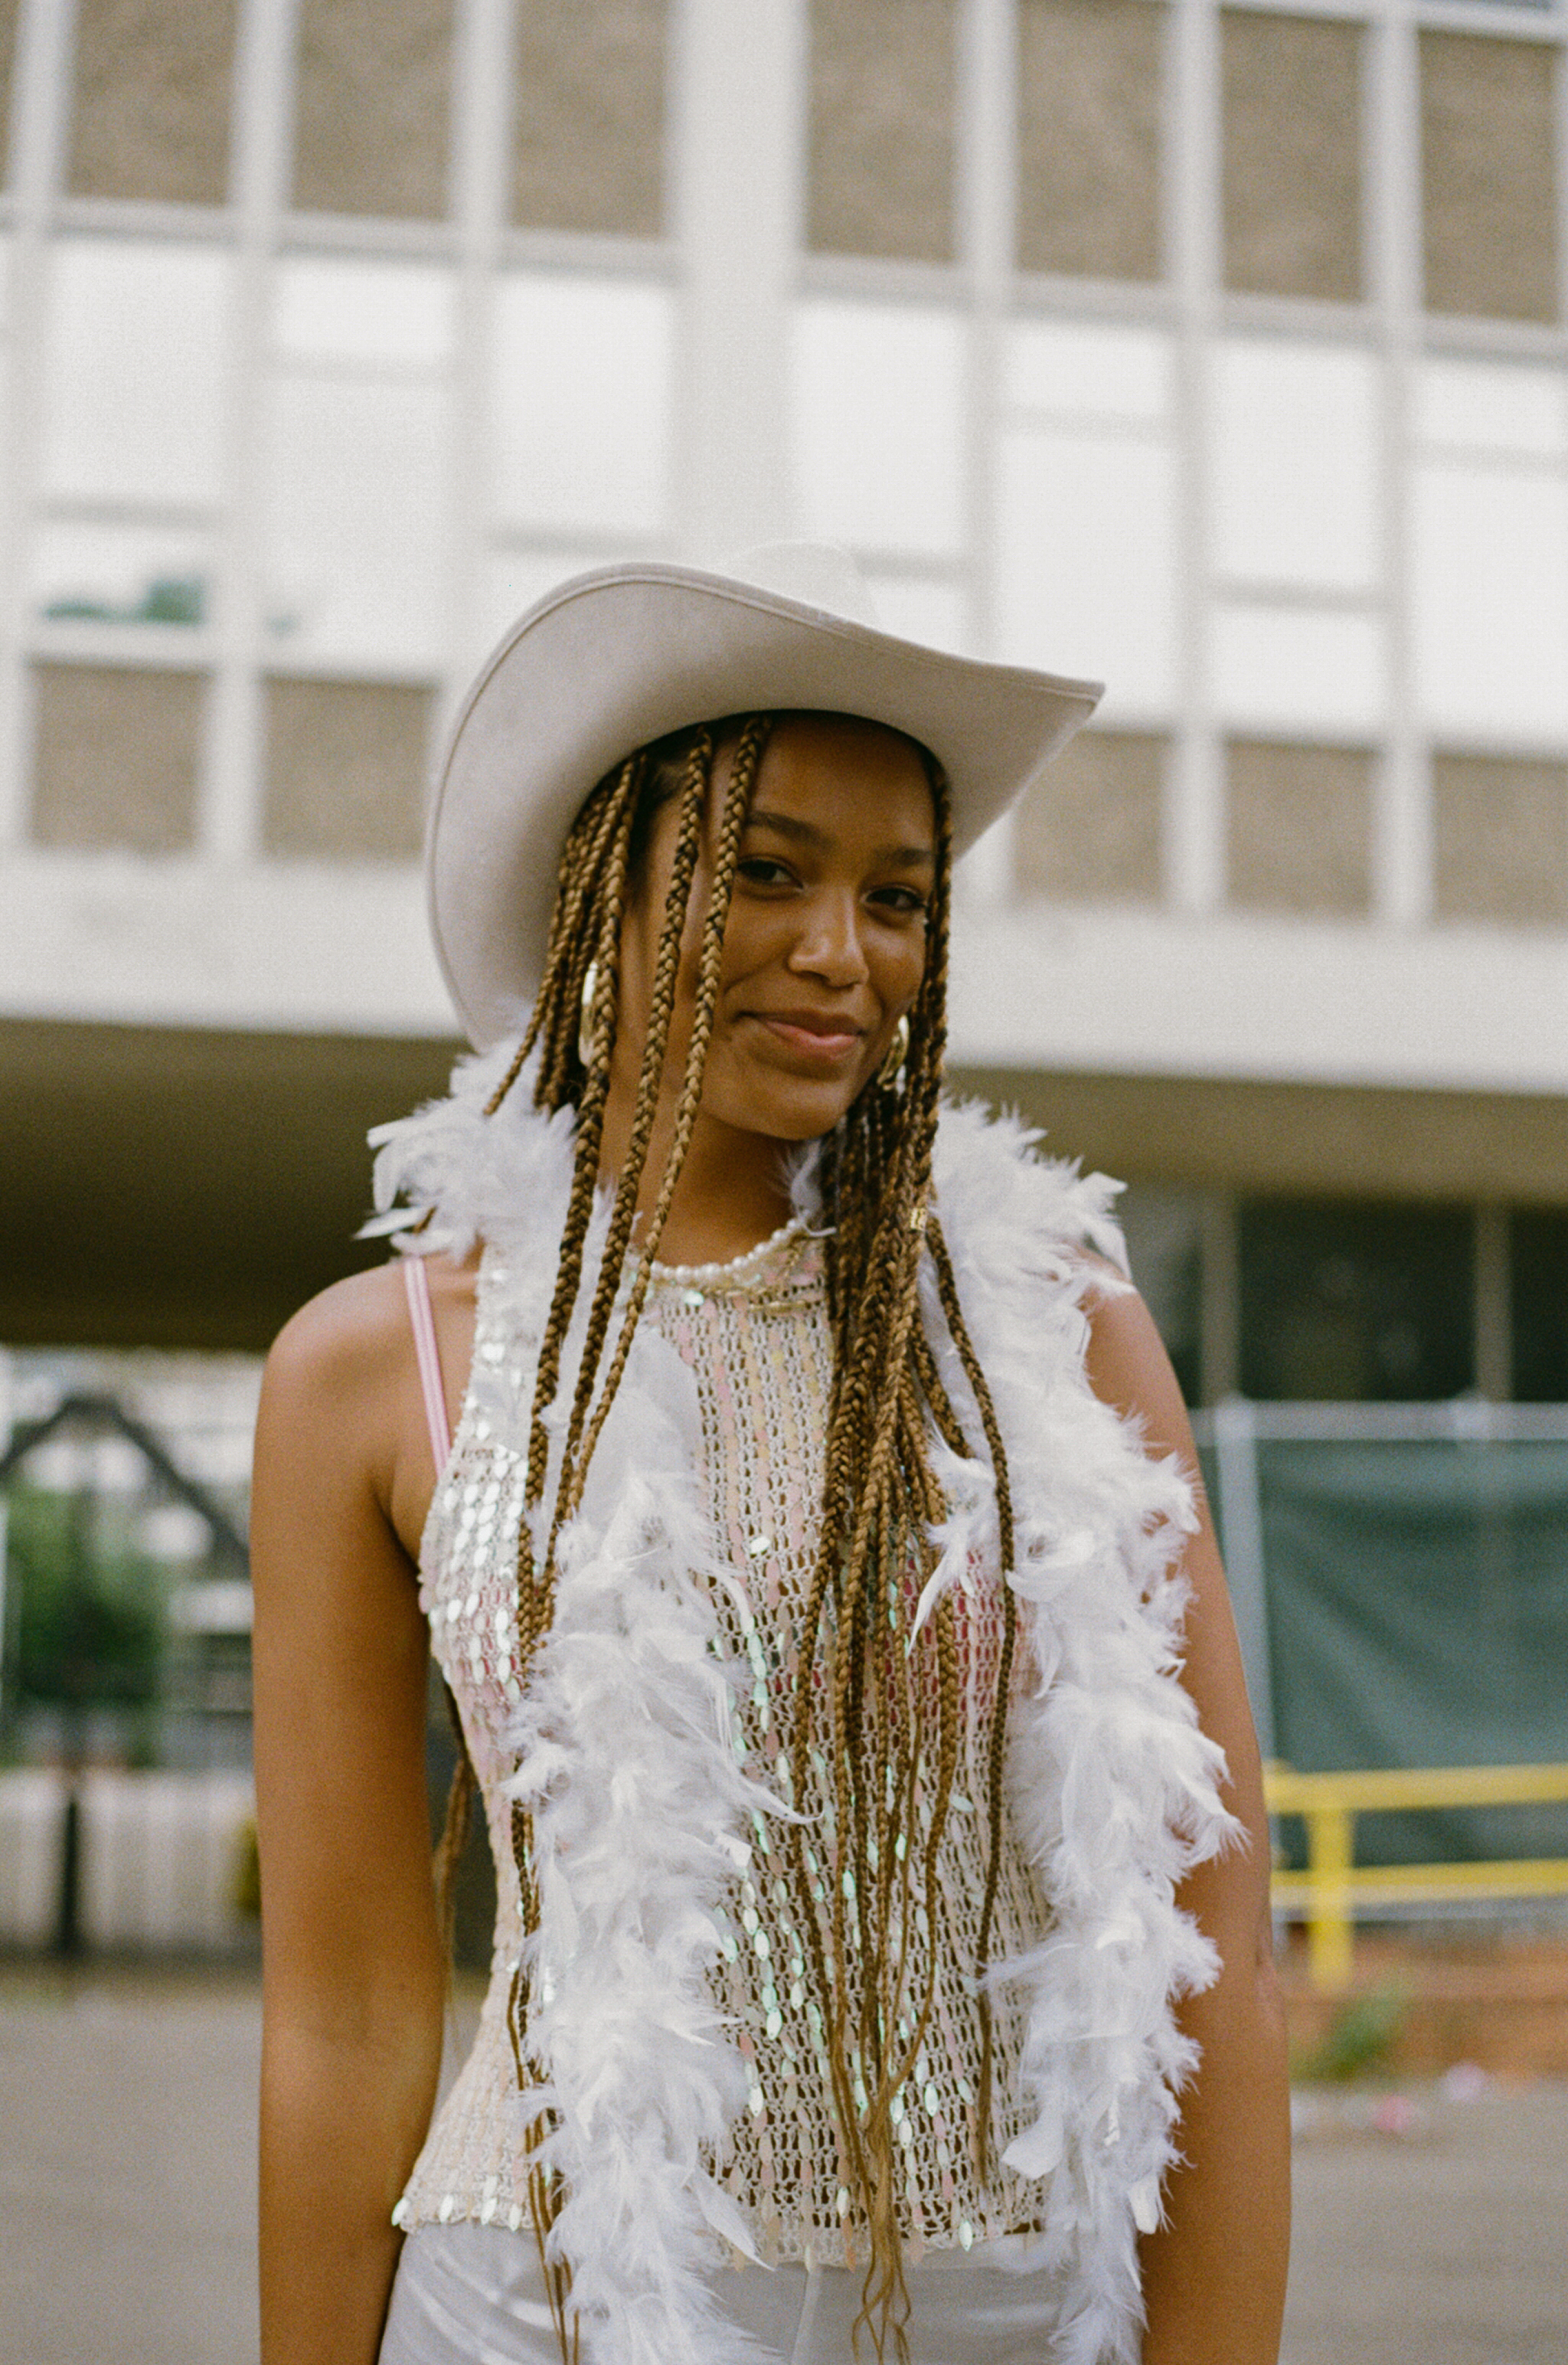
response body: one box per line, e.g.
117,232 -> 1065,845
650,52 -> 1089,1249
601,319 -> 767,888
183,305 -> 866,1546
366,1047 -> 1240,2365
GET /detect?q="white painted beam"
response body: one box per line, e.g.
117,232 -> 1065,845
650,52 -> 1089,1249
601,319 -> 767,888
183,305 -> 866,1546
668,0 -> 805,560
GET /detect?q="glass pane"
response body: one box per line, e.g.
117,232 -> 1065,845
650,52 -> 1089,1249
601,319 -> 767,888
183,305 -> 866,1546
69,0 -> 236,205
1017,0 -> 1163,282
1220,10 -> 1361,303
996,427 -> 1177,711
41,241 -> 230,507
1419,31 -> 1559,325
292,0 -> 454,220
791,301 -> 965,556
1118,1182 -> 1203,1408
273,258 -> 456,365
1239,1199 -> 1475,1402
1432,754 -> 1568,931
492,274 -> 672,533
0,1 -> 15,185
1015,727 -> 1163,904
513,0 -> 667,236
807,0 -> 956,263
1414,358 -> 1568,460
33,523 -> 211,629
1412,463 -> 1568,741
1004,317 -> 1171,420
29,661 -> 204,855
263,678 -> 432,862
263,377 -> 449,665
1211,340 -> 1380,593
1511,1212 -> 1568,1402
1210,606 -> 1387,737
1225,738 -> 1373,917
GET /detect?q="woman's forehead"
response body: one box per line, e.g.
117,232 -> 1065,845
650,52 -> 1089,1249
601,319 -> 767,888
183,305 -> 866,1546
747,711 -> 934,803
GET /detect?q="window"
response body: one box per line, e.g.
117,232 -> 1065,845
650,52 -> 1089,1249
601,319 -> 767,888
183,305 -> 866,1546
492,274 -> 673,533
30,662 -> 204,855
292,0 -> 454,218
1211,340 -> 1380,596
1432,754 -> 1568,931
1511,1212 -> 1568,1402
791,300 -> 965,556
1239,1199 -> 1475,1402
41,240 -> 230,509
1017,0 -> 1163,283
1411,362 -> 1568,746
1419,32 -> 1559,325
263,260 -> 456,668
512,0 -> 668,236
1226,740 -> 1374,917
68,0 -> 236,205
1119,1183 -> 1204,1408
807,0 -> 957,263
1014,728 -> 1165,903
262,678 -> 432,862
996,317 -> 1178,713
1220,10 -> 1362,303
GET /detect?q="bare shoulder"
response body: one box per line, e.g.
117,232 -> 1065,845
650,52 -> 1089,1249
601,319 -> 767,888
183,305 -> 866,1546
259,1254 -> 477,1559
265,1261 -> 410,1398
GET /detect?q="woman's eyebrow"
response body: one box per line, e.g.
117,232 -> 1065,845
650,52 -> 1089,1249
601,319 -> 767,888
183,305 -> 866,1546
745,806 -> 936,868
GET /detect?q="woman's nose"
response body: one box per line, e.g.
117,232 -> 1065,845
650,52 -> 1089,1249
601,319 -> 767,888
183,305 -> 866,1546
788,891 -> 868,985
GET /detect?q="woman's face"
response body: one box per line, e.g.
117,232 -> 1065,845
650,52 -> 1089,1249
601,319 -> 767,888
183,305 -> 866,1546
612,712 -> 937,1145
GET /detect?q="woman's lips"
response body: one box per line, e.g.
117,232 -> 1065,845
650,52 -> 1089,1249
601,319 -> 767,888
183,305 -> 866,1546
750,1012 -> 866,1062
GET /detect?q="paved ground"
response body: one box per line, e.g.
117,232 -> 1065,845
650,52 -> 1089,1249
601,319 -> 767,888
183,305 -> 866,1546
3,1964 -> 1566,2364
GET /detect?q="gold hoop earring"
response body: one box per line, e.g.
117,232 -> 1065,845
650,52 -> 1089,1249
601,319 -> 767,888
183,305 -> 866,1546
577,960 -> 599,1069
877,1012 -> 910,1091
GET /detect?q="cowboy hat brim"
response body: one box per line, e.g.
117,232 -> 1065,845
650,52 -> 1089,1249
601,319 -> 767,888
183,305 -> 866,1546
428,559 -> 1102,1049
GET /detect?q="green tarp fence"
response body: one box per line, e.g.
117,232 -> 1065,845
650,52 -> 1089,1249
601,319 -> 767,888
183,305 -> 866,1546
1197,1411 -> 1568,1870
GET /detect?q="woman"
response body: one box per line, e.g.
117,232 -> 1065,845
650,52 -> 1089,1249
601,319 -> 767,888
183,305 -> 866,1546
253,547 -> 1289,2365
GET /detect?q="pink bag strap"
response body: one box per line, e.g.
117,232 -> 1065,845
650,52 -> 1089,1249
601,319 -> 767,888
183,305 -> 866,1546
401,1256 -> 452,1476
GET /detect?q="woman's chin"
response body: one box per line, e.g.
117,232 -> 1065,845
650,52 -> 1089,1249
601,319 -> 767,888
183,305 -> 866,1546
709,1059 -> 869,1144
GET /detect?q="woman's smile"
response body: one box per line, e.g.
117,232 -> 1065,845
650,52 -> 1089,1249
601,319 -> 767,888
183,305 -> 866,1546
744,1005 -> 867,1062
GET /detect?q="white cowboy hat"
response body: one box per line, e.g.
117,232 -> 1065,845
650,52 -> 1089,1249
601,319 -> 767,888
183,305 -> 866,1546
428,542 -> 1102,1049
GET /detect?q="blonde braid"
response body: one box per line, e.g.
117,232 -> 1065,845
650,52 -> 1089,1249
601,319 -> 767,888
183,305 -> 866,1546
475,733 -> 1020,2365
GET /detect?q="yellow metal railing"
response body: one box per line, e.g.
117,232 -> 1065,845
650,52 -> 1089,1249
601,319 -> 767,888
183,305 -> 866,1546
1264,1761 -> 1568,1991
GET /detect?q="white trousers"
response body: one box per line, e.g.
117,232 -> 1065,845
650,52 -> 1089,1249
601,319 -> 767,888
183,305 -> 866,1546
380,2222 -> 1067,2365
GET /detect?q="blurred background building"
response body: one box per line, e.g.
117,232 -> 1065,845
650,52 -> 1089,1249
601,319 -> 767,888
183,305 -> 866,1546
2,0 -> 1566,1951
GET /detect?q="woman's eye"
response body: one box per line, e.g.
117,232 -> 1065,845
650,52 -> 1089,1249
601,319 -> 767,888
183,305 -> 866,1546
871,886 -> 929,918
737,856 -> 796,887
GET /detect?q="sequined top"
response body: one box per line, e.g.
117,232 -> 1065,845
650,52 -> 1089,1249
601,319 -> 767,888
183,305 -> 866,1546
395,1218 -> 1047,2265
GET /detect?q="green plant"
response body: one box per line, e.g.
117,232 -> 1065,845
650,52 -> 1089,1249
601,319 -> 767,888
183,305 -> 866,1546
5,1483 -> 168,1714
1298,1981 -> 1412,2082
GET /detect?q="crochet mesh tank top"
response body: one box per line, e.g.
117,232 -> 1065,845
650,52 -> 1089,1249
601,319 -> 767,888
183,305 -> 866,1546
394,1219 -> 1047,2265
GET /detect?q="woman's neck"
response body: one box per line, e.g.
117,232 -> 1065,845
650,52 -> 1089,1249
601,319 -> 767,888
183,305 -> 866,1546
598,1098 -> 798,1268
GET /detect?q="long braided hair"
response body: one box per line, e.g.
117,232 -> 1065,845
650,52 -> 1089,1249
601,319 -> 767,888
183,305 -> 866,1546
443,710 -> 1017,2360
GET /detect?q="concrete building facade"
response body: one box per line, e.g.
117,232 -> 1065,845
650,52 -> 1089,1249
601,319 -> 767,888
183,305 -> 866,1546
1,0 -> 1566,1404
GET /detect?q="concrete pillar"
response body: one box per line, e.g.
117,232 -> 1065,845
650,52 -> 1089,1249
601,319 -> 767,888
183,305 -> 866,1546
669,0 -> 806,561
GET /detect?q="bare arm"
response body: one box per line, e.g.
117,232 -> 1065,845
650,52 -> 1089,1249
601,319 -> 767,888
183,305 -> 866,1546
1083,1276 -> 1291,2365
251,1266 -> 451,2365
